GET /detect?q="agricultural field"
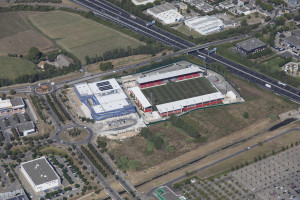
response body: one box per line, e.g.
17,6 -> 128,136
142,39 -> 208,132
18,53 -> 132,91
106,75 -> 297,172
0,12 -> 56,55
0,56 -> 38,79
29,11 -> 143,62
142,77 -> 217,106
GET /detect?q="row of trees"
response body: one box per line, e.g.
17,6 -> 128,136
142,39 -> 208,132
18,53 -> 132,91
85,43 -> 165,65
99,62 -> 114,71
87,144 -> 114,175
255,0 -> 273,12
15,0 -> 61,3
30,95 -> 47,122
46,94 -> 65,123
247,48 -> 273,59
0,4 -> 55,12
50,94 -> 71,120
81,146 -> 108,177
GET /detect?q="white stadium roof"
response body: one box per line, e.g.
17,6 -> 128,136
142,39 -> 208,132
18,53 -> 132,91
185,16 -> 223,35
129,87 -> 152,108
137,66 -> 203,84
156,92 -> 224,114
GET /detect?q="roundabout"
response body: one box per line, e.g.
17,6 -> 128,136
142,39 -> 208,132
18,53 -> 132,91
59,126 -> 91,144
34,83 -> 54,94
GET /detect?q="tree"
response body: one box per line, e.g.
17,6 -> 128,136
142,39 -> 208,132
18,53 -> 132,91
241,19 -> 248,27
10,89 -> 15,95
243,112 -> 249,119
99,62 -> 114,71
275,16 -> 286,26
26,47 -> 42,63
264,16 -> 271,22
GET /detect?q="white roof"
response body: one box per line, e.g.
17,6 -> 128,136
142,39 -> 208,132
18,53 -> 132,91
156,10 -> 184,24
0,98 -> 12,109
75,78 -> 132,114
156,92 -> 224,113
147,3 -> 177,15
129,87 -> 152,108
75,83 -> 93,96
137,66 -> 203,84
88,78 -> 121,95
185,16 -> 223,35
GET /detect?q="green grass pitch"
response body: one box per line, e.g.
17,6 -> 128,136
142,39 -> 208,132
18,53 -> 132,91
142,77 -> 217,106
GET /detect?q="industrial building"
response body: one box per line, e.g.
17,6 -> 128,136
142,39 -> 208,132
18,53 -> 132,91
184,16 -> 224,35
0,97 -> 25,115
236,38 -> 267,54
17,121 -> 36,137
20,157 -> 61,193
131,0 -> 154,5
74,79 -> 136,121
147,3 -> 184,24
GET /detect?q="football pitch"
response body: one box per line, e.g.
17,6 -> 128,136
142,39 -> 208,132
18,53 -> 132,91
142,77 -> 217,106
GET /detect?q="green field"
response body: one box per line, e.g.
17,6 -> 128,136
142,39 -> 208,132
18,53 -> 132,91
142,77 -> 217,106
0,56 -> 38,79
29,11 -> 143,62
262,56 -> 287,72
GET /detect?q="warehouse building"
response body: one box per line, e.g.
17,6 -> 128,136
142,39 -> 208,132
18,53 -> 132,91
147,3 -> 184,24
236,38 -> 267,54
74,79 -> 136,121
0,97 -> 25,115
17,121 -> 36,137
20,157 -> 61,193
184,16 -> 224,35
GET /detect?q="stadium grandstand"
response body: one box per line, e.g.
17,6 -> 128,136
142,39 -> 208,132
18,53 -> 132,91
136,65 -> 204,88
156,91 -> 224,117
128,87 -> 152,112
74,79 -> 136,120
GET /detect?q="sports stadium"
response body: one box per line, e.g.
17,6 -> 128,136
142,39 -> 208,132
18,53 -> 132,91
128,63 -> 225,117
74,79 -> 136,120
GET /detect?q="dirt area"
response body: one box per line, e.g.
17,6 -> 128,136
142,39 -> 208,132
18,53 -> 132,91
84,52 -> 170,74
0,12 -> 56,55
107,131 -> 139,140
60,127 -> 89,143
137,121 -> 300,194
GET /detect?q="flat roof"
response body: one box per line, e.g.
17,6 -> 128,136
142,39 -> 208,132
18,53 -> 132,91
156,92 -> 224,113
285,35 -> 300,47
156,10 -> 183,24
148,3 -> 177,15
236,38 -> 266,52
137,66 -> 203,84
129,87 -> 152,108
185,16 -> 223,35
0,98 -> 12,109
11,97 -> 25,107
17,122 -> 35,132
21,157 -> 59,186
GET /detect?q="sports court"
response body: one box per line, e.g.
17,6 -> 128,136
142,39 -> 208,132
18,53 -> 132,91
142,77 -> 217,105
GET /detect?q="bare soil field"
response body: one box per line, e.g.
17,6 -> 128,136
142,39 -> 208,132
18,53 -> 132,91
0,12 -> 56,55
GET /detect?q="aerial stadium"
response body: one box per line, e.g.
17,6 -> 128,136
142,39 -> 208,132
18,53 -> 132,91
74,78 -> 136,121
128,63 -> 227,117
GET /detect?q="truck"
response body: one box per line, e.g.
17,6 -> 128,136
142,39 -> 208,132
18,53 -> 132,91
265,83 -> 271,88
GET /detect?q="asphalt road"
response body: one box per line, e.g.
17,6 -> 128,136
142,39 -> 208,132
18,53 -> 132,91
146,127 -> 300,198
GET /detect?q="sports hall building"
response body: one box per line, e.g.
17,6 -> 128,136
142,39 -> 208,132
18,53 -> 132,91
74,79 -> 136,121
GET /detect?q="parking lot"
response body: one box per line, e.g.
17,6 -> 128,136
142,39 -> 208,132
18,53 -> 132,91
231,145 -> 300,200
